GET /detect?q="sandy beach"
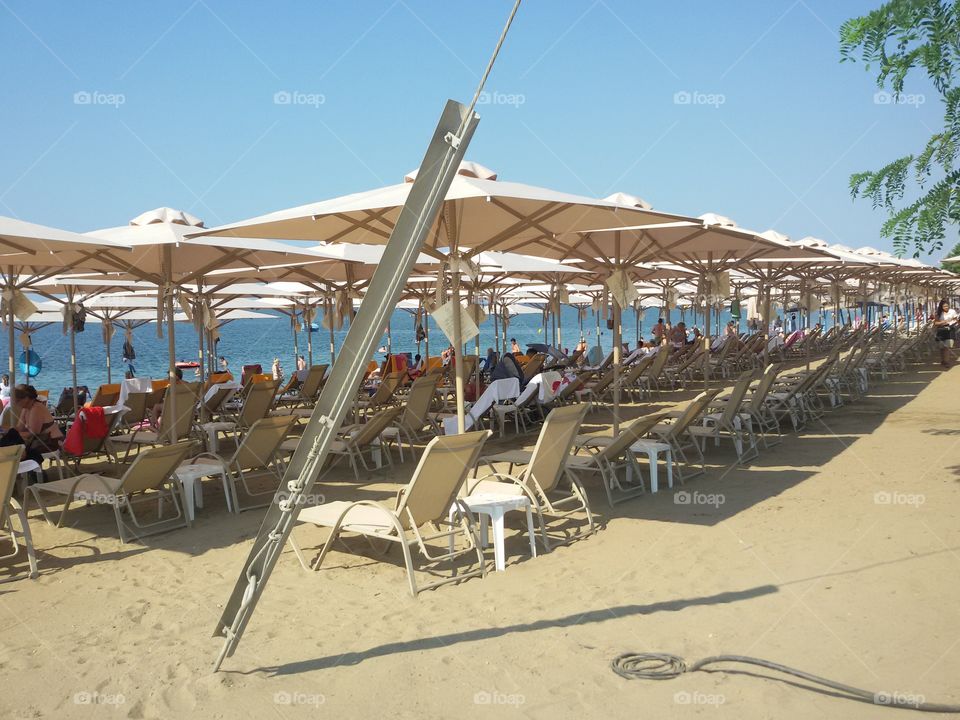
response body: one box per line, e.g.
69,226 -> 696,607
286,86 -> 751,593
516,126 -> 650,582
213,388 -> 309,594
1,359 -> 957,719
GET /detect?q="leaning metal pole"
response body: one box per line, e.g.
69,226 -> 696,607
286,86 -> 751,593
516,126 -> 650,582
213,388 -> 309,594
211,101 -> 481,670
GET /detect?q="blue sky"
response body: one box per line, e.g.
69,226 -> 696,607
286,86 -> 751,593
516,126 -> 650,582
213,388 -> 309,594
0,0 -> 947,256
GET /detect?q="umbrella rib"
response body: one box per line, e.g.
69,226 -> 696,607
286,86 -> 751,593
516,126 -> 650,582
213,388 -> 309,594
468,200 -> 568,256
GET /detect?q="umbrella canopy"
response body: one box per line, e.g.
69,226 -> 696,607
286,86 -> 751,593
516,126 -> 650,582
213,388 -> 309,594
0,215 -> 132,273
0,215 -> 136,387
85,208 -> 340,285
190,163 -> 692,257
191,164 -> 698,432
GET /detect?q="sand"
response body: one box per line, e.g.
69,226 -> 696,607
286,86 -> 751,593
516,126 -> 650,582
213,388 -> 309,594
1,360 -> 958,719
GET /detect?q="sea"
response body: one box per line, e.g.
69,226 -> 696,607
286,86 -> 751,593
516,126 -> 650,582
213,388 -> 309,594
1,304 -> 843,399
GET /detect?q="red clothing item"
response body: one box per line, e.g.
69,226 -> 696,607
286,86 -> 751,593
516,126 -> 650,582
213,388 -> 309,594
63,406 -> 109,456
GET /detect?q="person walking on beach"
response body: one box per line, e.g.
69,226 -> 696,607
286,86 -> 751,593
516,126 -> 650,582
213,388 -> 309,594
934,299 -> 957,369
219,356 -> 229,372
510,338 -> 521,355
652,318 -> 666,344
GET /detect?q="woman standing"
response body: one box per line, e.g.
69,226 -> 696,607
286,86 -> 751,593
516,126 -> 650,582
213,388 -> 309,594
934,299 -> 958,369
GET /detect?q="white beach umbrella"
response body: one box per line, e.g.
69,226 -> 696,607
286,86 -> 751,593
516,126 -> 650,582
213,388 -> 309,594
0,215 -> 134,389
83,208 -> 351,395
193,163 -> 691,429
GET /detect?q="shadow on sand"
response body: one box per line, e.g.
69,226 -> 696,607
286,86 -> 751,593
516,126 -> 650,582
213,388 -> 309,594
247,584 -> 779,676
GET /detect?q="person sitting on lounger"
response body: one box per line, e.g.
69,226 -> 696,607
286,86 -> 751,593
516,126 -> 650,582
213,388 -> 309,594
1,384 -> 62,465
408,353 -> 425,380
149,367 -> 183,430
490,353 -> 525,387
669,322 -> 687,348
481,348 -> 498,374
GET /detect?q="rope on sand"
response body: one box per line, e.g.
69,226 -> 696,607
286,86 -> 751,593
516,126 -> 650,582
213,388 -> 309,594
611,652 -> 960,713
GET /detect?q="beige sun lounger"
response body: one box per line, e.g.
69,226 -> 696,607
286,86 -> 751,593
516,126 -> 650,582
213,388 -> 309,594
568,411 -> 670,506
26,442 -> 195,543
204,379 -> 277,445
289,429 -> 492,597
643,389 -> 722,482
185,414 -> 296,513
110,384 -> 197,462
688,371 -> 760,465
470,403 -> 594,550
0,445 -> 37,581
278,364 -> 327,408
280,405 -> 402,481
381,375 -> 441,461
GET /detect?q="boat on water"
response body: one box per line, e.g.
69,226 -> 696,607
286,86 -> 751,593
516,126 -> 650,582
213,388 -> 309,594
175,360 -> 200,369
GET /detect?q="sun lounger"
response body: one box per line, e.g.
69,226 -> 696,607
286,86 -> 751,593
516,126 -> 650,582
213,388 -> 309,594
567,411 -> 670,506
688,371 -> 760,465
281,406 -> 402,481
110,384 -> 198,461
470,404 -> 594,550
289,430 -> 492,596
26,442 -> 194,543
184,414 -> 296,513
0,445 -> 37,580
381,375 -> 441,461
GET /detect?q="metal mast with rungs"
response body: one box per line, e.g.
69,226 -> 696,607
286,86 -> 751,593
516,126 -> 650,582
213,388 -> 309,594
211,0 -> 523,671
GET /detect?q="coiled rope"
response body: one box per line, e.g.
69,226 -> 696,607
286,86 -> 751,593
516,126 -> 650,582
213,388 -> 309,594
611,653 -> 960,713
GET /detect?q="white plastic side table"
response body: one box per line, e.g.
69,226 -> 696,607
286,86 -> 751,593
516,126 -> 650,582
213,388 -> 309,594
174,463 -> 231,521
450,493 -> 537,572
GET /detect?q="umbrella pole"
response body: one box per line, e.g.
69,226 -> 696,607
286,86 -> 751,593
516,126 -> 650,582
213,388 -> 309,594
635,302 -> 640,346
493,300 -> 499,357
703,282 -> 712,390
328,298 -> 336,365
475,324 -> 481,398
452,264 -> 466,433
7,270 -> 15,387
105,321 -> 112,385
307,305 -> 314,366
69,312 -> 79,418
557,292 -> 563,352
198,318 -> 205,385
163,246 -> 178,442
292,311 -> 299,371
594,302 -> 601,352
612,295 -> 622,435
763,286 -> 771,367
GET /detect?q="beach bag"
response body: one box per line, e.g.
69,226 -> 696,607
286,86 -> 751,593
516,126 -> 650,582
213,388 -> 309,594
72,304 -> 87,332
465,380 -> 485,403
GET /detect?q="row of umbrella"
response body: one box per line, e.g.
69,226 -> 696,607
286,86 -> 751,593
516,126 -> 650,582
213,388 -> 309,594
3,161 -> 958,428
